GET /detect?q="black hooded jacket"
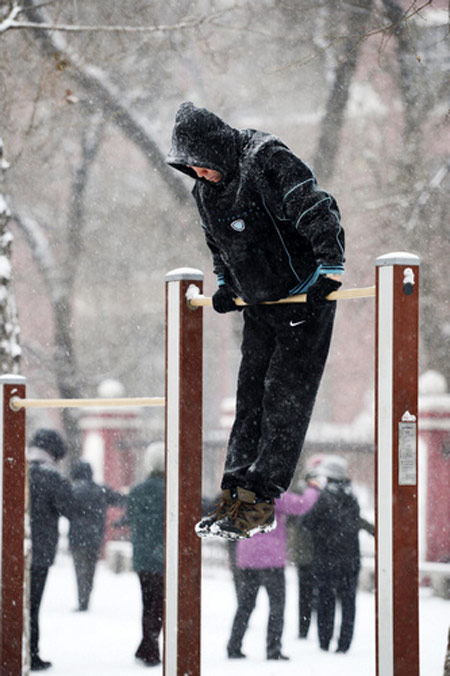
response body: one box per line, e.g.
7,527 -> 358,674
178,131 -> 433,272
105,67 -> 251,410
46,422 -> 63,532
302,480 -> 362,573
68,462 -> 125,551
29,460 -> 73,567
167,102 -> 345,305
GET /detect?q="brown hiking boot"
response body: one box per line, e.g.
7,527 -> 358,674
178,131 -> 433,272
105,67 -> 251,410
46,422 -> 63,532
210,487 -> 276,540
194,489 -> 234,537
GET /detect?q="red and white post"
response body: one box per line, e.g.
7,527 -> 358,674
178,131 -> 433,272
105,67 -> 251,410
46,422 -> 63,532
375,252 -> 420,676
164,268 -> 204,676
0,374 -> 26,676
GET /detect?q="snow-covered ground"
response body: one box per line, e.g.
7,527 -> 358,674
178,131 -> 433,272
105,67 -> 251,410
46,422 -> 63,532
39,550 -> 448,675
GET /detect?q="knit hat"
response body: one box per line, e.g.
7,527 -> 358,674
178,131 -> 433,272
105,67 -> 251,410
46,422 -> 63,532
30,429 -> 66,461
144,441 -> 165,475
321,455 -> 348,481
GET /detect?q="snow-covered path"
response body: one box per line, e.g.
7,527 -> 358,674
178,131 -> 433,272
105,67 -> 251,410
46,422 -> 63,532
39,552 -> 448,675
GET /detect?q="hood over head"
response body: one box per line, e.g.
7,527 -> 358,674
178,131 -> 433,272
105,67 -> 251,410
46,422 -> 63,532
166,102 -> 240,183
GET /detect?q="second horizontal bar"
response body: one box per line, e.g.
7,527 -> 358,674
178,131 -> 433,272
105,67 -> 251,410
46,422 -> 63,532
10,396 -> 165,411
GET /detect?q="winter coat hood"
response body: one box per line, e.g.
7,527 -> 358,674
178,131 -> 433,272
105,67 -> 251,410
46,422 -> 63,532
166,102 -> 240,183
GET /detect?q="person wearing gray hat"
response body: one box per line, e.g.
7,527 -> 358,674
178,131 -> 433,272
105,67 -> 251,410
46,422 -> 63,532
302,456 -> 363,654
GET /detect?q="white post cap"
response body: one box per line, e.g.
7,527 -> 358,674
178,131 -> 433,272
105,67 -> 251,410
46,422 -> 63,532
376,252 -> 420,267
0,374 -> 26,385
165,268 -> 204,282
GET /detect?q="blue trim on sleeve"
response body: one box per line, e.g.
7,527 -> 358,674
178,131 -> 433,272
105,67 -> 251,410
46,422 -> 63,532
321,265 -> 344,274
282,178 -> 314,203
295,196 -> 332,229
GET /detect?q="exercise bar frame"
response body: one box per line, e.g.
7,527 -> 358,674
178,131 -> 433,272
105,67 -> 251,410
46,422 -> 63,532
375,252 -> 420,676
0,252 -> 420,676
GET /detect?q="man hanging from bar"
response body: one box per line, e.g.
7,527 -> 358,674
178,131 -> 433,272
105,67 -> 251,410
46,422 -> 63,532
166,102 -> 345,539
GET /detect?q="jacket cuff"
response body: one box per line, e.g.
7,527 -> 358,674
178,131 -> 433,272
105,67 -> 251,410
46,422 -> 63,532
320,265 -> 344,275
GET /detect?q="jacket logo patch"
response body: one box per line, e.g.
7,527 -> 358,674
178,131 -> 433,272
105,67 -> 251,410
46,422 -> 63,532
230,219 -> 246,232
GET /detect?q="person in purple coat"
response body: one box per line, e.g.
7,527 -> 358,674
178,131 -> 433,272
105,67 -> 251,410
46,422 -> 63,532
227,482 -> 322,661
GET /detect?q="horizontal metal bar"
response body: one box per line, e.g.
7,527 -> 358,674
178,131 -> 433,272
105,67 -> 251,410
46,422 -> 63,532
10,396 -> 165,411
188,286 -> 376,308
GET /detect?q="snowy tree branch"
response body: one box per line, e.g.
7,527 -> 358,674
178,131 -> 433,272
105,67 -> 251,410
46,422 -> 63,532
15,0 -> 192,205
0,138 -> 21,373
406,161 -> 450,231
269,0 -> 433,73
0,2 -> 22,33
12,208 -> 84,406
313,0 -> 375,181
1,4 -> 234,34
66,115 -> 105,294
11,209 -> 61,304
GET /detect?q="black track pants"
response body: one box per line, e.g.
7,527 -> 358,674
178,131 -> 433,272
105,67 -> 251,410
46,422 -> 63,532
316,563 -> 359,652
298,563 -> 317,637
222,301 -> 336,498
30,565 -> 50,660
227,567 -> 286,658
72,547 -> 99,610
135,571 -> 164,664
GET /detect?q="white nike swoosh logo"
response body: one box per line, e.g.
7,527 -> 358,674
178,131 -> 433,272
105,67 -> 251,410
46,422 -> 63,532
289,319 -> 306,327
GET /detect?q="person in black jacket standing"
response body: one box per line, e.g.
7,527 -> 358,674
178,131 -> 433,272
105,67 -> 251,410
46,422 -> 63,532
167,102 -> 345,540
28,429 -> 73,671
302,456 -> 364,653
69,461 -> 125,612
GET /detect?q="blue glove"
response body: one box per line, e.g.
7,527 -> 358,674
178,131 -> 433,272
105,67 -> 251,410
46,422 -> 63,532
212,286 -> 239,313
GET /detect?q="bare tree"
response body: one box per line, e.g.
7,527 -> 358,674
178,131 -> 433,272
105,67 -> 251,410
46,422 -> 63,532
1,0 -> 448,442
16,0 -> 191,206
12,115 -> 105,454
313,0 -> 375,181
0,139 -> 21,374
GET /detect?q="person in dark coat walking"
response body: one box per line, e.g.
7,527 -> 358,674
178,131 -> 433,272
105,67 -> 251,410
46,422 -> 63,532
28,429 -> 73,671
167,102 -> 345,539
126,443 -> 165,667
69,461 -> 125,611
302,456 -> 366,653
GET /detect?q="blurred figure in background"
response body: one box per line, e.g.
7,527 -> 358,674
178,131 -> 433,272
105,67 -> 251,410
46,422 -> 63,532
69,460 -> 125,612
28,429 -> 73,672
302,455 -> 372,654
226,479 -> 323,662
126,442 -> 165,668
288,457 -> 325,639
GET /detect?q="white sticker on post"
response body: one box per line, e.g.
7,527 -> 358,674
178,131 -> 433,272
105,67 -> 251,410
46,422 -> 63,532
398,417 -> 417,485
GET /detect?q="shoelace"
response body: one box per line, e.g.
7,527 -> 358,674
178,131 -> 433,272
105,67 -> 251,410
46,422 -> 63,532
226,499 -> 253,520
208,496 -> 229,518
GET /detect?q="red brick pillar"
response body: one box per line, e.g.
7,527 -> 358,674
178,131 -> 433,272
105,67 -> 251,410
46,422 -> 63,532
418,370 -> 450,563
